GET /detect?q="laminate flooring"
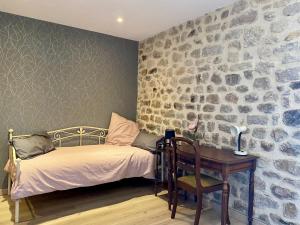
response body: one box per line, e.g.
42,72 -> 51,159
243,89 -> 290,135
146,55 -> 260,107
0,179 -> 243,225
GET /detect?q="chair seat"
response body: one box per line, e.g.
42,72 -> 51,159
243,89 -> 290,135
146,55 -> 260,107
178,174 -> 222,188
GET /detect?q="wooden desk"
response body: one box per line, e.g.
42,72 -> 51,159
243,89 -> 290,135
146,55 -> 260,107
167,145 -> 258,225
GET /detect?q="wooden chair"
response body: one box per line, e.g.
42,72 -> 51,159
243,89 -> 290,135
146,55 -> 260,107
169,137 -> 230,225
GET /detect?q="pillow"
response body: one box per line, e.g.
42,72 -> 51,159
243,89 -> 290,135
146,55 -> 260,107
13,132 -> 55,160
132,131 -> 163,151
105,112 -> 140,146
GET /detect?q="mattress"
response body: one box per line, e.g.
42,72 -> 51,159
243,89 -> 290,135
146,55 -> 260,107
10,144 -> 155,200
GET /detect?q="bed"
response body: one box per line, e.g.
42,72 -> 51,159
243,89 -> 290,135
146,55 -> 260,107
5,126 -> 155,223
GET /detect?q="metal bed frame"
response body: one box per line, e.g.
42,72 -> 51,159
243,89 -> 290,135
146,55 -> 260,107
7,126 -> 108,223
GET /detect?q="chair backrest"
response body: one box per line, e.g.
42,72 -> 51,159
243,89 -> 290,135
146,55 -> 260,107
170,137 -> 203,190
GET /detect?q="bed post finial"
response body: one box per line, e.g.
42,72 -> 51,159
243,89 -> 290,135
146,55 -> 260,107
8,129 -> 14,143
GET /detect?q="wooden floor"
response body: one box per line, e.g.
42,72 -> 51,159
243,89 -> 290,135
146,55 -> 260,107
0,179 -> 243,225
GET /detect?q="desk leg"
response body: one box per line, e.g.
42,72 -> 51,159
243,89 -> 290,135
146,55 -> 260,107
221,169 -> 229,225
248,168 -> 255,225
161,152 -> 164,183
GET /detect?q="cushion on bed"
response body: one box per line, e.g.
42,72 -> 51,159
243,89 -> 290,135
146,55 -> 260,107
132,131 -> 163,151
13,132 -> 55,160
105,112 -> 140,146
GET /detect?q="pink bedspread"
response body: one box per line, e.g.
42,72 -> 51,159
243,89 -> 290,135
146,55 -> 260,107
11,144 -> 155,200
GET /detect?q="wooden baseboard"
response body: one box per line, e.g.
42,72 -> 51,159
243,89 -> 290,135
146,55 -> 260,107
212,201 -> 267,225
0,189 -> 8,196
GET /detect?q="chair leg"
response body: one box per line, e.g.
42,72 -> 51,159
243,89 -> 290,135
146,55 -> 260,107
194,194 -> 202,225
167,173 -> 173,210
171,188 -> 178,219
227,184 -> 231,225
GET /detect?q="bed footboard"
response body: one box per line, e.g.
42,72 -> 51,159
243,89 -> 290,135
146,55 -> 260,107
8,129 -> 21,223
8,129 -> 19,194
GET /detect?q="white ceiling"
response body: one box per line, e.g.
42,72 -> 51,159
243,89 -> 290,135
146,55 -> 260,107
0,0 -> 236,41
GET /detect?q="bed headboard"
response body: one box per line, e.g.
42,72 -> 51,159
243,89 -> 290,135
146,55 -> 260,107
8,126 -> 108,147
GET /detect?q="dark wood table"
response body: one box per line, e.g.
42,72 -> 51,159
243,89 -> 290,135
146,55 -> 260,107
167,145 -> 258,225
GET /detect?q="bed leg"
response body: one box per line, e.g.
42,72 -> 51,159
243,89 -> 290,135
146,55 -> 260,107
15,199 -> 20,223
8,176 -> 11,195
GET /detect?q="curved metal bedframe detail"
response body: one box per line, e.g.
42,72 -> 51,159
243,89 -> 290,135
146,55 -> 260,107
47,126 -> 108,147
7,126 -> 108,223
9,126 -> 108,147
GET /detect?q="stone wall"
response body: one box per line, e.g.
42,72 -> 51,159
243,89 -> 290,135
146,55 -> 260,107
137,0 -> 300,224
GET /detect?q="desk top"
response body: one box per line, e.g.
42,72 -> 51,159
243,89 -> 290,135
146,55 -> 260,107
178,145 -> 258,165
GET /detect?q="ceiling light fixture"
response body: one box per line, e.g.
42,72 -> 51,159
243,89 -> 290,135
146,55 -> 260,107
117,17 -> 123,23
